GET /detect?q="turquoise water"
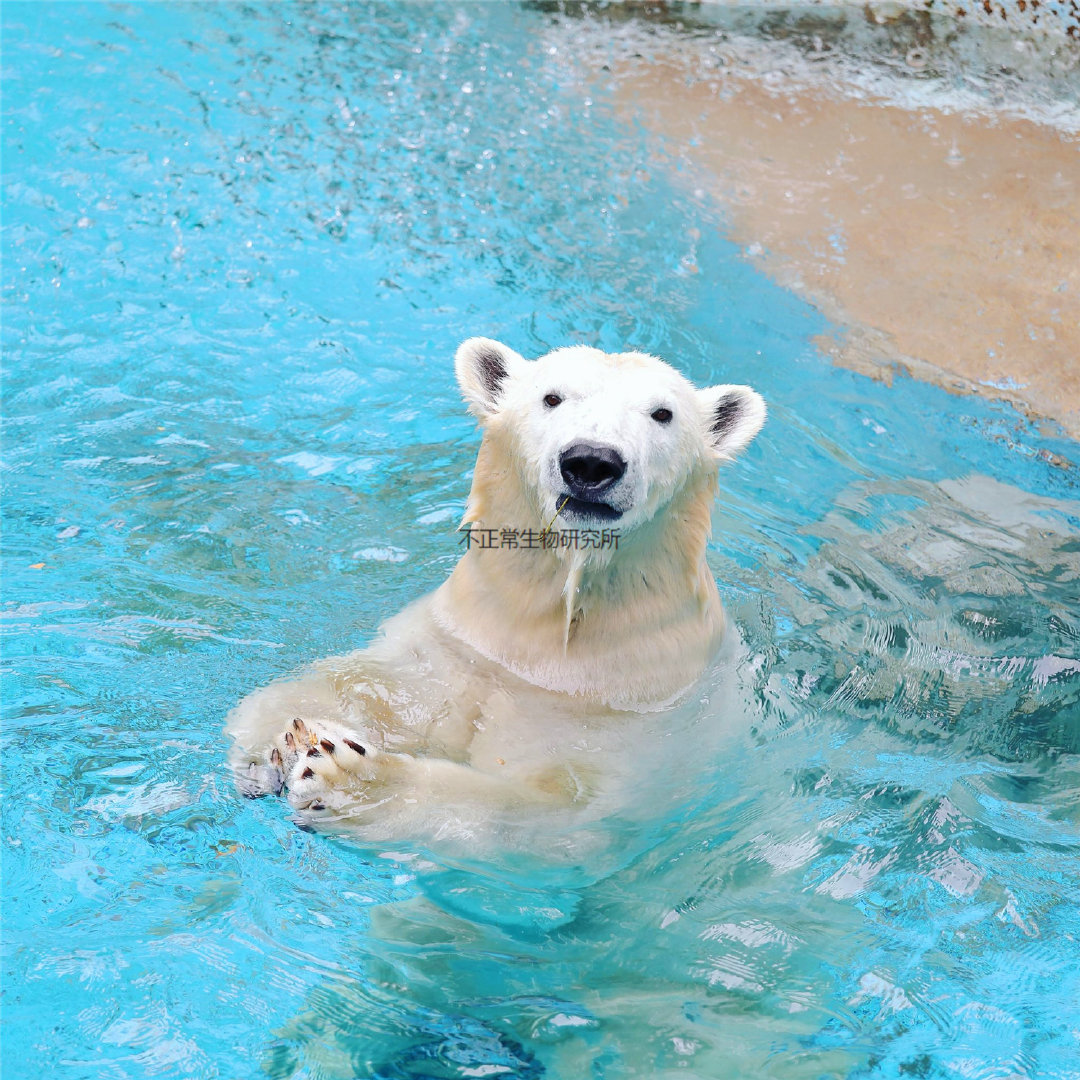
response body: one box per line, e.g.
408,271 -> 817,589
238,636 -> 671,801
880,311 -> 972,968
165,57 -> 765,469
3,3 -> 1079,1078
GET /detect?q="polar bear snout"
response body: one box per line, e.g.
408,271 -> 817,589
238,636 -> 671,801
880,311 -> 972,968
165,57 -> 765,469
559,443 -> 627,497
556,442 -> 628,521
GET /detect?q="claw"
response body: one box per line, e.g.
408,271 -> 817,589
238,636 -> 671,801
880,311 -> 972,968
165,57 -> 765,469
285,731 -> 296,751
344,738 -> 367,757
301,767 -> 315,780
271,748 -> 282,768
319,739 -> 335,755
306,747 -> 322,758
291,717 -> 318,747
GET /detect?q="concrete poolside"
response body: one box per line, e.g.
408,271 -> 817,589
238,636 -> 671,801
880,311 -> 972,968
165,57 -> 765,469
572,6 -> 1080,439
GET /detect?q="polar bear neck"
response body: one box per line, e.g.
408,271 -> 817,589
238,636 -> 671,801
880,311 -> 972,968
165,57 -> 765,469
431,430 -> 726,709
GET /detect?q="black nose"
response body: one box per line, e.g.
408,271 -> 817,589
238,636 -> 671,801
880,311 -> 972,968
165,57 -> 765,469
559,443 -> 626,497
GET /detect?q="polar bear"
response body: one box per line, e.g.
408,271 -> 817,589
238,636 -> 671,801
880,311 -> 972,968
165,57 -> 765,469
226,338 -> 765,836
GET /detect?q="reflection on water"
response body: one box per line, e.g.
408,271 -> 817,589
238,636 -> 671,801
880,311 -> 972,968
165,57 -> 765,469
3,3 -> 1078,1078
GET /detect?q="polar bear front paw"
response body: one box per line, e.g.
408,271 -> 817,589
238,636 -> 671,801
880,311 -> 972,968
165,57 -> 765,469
276,715 -> 378,813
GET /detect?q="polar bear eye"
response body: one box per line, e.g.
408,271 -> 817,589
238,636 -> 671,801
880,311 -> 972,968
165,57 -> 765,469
651,407 -> 673,424
543,393 -> 563,408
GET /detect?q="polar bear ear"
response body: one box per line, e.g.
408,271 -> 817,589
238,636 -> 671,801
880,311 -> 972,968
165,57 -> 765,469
455,337 -> 528,419
697,384 -> 767,459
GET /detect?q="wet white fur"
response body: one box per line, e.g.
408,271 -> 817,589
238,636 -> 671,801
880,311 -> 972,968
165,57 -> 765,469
226,339 -> 765,839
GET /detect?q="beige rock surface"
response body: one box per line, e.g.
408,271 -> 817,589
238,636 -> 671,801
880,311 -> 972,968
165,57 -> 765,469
610,51 -> 1080,437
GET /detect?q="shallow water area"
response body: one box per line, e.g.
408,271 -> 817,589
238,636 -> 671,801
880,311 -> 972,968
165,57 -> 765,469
3,3 -> 1080,1078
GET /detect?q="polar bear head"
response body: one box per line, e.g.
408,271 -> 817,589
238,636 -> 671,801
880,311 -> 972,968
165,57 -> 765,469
455,337 -> 766,540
